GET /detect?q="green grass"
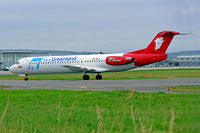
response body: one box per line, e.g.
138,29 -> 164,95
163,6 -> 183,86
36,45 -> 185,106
1,68 -> 200,80
0,75 -> 19,80
0,85 -> 11,89
165,85 -> 200,92
0,89 -> 199,133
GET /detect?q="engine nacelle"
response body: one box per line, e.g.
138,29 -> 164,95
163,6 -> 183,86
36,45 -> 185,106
106,56 -> 134,65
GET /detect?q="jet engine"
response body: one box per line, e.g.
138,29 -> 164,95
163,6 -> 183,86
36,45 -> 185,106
106,56 -> 134,65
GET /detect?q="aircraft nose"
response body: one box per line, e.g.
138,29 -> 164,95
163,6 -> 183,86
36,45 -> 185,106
9,64 -> 17,74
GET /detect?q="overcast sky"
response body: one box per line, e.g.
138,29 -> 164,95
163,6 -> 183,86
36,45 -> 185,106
0,0 -> 199,53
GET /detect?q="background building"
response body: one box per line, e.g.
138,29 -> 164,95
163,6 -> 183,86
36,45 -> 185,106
172,55 -> 200,66
148,55 -> 200,67
0,50 -> 48,70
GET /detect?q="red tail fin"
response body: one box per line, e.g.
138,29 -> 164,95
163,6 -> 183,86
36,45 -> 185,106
129,31 -> 181,54
144,31 -> 180,54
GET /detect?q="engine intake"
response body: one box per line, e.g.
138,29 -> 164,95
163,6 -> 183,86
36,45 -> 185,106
106,56 -> 134,65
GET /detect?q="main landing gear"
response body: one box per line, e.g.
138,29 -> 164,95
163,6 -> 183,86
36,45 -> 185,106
83,74 -> 90,80
96,74 -> 102,80
82,73 -> 103,80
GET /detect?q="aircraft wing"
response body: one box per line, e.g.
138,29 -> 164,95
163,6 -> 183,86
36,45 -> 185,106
62,65 -> 109,72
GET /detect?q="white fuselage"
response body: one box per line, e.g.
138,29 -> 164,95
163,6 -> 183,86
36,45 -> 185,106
9,53 -> 136,75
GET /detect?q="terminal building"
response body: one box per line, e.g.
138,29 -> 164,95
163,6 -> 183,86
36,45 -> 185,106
172,55 -> 200,66
0,50 -> 48,70
150,55 -> 200,67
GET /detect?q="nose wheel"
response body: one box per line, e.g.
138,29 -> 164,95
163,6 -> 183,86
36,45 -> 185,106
24,74 -> 29,81
24,77 -> 29,81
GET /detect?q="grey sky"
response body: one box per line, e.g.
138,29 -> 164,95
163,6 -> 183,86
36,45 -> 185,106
0,0 -> 199,53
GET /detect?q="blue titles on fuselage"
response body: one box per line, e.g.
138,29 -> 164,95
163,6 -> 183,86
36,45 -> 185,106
51,57 -> 77,62
29,56 -> 77,70
28,58 -> 43,70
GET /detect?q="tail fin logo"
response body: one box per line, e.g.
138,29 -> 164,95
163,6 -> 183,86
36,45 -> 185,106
155,37 -> 164,50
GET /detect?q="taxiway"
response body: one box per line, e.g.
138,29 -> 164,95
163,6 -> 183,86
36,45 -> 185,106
0,78 -> 199,92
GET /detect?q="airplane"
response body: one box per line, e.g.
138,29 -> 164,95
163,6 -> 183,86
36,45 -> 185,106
9,31 -> 187,81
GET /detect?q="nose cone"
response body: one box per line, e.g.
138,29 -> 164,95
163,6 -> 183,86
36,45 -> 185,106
9,64 -> 17,74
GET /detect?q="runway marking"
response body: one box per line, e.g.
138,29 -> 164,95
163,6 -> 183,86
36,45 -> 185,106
80,86 -> 87,88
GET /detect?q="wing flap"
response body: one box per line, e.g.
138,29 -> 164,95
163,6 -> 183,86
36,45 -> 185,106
62,65 -> 108,72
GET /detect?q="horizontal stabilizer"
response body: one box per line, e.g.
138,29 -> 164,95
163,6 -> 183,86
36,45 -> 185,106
178,33 -> 192,35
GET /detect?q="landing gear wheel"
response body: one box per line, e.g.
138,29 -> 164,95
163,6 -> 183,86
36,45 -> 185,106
96,75 -> 102,80
83,75 -> 90,80
24,78 -> 29,81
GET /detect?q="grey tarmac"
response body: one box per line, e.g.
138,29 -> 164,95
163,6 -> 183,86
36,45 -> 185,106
0,78 -> 200,92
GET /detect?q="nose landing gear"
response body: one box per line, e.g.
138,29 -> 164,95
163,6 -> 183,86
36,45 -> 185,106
24,77 -> 29,81
18,74 -> 29,81
24,74 -> 29,81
